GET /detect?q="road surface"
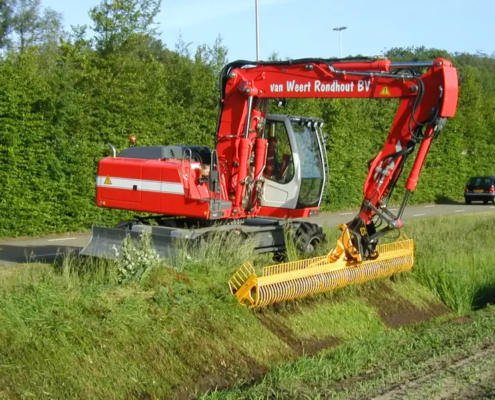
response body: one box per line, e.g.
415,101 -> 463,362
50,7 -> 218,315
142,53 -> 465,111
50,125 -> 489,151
0,202 -> 493,266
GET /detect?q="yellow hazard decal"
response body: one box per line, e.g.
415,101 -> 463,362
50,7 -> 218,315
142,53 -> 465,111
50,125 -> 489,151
104,176 -> 112,185
380,86 -> 391,96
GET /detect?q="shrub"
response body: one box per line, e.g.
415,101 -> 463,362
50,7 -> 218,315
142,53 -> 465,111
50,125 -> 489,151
114,230 -> 161,284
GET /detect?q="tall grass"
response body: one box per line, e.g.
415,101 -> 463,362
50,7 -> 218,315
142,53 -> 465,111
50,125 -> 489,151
316,212 -> 495,315
169,230 -> 261,276
406,212 -> 495,314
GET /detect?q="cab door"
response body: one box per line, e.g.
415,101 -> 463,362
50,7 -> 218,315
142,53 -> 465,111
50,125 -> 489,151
260,115 -> 300,209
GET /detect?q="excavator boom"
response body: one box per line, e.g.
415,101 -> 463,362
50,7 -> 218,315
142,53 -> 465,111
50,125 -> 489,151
226,57 -> 459,308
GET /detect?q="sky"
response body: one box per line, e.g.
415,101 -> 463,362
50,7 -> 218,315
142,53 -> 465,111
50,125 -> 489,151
42,0 -> 494,61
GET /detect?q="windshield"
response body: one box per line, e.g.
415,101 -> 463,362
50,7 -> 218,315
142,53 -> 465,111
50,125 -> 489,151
291,121 -> 325,207
291,122 -> 324,179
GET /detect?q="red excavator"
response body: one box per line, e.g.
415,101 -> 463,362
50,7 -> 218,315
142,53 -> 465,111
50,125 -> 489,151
81,56 -> 459,308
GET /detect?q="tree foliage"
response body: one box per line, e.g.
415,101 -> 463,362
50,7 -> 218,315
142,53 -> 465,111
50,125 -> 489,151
5,0 -> 63,51
89,0 -> 160,52
0,0 -> 494,237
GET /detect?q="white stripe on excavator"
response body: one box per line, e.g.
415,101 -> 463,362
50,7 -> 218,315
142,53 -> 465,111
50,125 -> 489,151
96,176 -> 184,194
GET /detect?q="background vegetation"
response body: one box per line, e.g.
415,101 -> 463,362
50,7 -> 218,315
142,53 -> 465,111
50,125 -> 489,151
0,0 -> 494,237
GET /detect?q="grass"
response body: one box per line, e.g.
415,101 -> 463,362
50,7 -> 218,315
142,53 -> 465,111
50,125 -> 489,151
202,305 -> 495,399
201,211 -> 495,399
0,212 -> 493,399
407,213 -> 495,314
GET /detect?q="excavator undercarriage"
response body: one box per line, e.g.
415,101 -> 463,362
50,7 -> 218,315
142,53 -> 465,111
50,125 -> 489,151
81,217 -> 326,260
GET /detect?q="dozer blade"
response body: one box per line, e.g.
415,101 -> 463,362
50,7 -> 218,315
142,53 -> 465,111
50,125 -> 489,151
79,226 -> 141,259
79,225 -> 177,259
229,237 -> 414,309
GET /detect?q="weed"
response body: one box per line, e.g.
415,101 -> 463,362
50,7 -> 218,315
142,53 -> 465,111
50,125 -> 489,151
115,230 -> 161,284
169,229 -> 258,276
283,223 -> 300,262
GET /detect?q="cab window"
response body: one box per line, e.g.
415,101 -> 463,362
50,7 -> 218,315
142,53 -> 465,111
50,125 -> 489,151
263,121 -> 295,184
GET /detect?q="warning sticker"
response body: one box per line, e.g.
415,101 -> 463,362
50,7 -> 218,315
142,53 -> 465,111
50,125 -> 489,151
380,86 -> 391,96
104,176 -> 112,185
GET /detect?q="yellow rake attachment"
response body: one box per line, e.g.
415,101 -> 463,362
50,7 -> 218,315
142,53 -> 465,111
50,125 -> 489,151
228,232 -> 414,309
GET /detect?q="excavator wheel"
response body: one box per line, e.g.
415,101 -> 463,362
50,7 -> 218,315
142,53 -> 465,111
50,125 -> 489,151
294,222 -> 326,254
272,222 -> 326,263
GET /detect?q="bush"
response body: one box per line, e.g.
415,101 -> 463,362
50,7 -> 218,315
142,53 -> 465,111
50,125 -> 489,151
114,231 -> 161,284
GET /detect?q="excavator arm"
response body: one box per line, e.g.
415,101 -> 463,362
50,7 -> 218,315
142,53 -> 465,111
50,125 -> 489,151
218,57 -> 458,263
224,57 -> 459,308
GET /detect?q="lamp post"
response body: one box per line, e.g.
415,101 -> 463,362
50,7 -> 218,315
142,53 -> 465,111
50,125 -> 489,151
255,0 -> 260,61
333,26 -> 347,58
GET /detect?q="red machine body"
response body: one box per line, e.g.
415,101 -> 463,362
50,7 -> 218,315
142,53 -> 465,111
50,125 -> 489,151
97,158 -> 208,217
96,148 -> 319,219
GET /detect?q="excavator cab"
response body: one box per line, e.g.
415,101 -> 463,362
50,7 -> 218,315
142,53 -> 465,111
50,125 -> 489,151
261,115 -> 327,211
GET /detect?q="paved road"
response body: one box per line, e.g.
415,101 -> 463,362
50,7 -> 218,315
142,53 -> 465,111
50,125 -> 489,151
306,202 -> 495,227
0,202 -> 493,266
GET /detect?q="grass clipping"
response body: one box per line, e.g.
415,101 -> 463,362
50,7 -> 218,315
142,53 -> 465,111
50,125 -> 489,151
0,213 -> 494,399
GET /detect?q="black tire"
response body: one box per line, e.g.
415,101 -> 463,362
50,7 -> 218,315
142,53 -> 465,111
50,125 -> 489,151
293,222 -> 327,254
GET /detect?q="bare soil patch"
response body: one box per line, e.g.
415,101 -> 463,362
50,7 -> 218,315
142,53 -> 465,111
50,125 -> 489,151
364,282 -> 450,328
256,312 -> 340,357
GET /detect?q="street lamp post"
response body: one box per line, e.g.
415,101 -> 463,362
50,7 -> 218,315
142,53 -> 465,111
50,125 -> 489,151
333,26 -> 347,58
255,0 -> 260,61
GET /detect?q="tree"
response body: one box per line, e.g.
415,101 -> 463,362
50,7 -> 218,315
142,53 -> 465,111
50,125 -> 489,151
89,0 -> 161,52
8,0 -> 64,52
194,35 -> 228,76
0,0 -> 13,49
